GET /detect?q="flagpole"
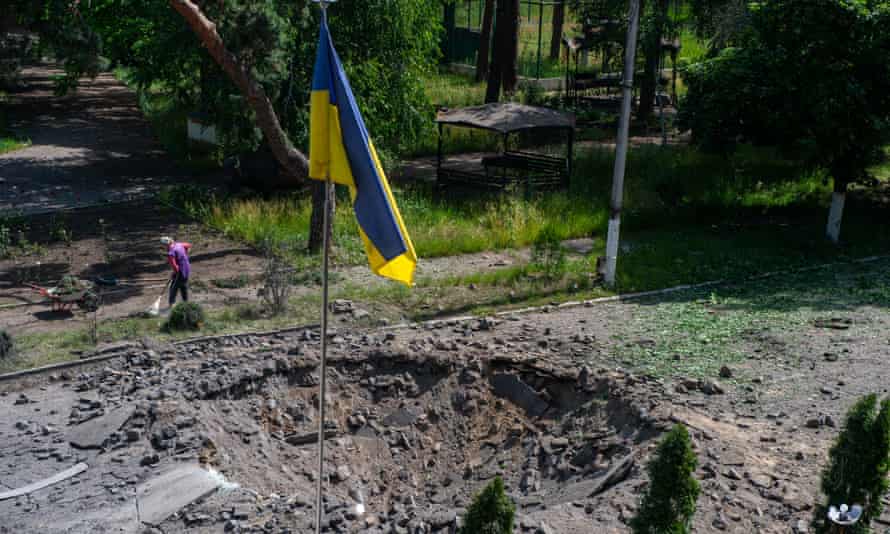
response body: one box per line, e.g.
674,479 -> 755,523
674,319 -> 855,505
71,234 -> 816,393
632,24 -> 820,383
312,5 -> 334,533
315,174 -> 331,534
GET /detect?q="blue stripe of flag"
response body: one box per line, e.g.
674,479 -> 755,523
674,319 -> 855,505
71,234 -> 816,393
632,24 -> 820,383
313,19 -> 408,261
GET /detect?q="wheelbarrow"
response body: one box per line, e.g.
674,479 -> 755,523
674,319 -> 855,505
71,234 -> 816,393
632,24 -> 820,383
26,283 -> 99,313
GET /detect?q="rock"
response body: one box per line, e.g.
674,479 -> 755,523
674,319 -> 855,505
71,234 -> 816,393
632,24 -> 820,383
489,374 -> 548,417
331,300 -> 354,314
795,519 -> 809,533
335,465 -> 351,482
719,366 -> 733,379
69,406 -> 135,450
701,381 -> 725,395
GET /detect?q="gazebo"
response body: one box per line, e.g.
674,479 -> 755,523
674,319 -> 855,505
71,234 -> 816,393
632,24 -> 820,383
435,103 -> 576,195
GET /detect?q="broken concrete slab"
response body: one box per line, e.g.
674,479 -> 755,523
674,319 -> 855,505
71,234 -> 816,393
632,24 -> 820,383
490,373 -> 548,417
69,405 -> 135,449
0,462 -> 88,501
382,407 -> 418,427
137,465 -> 221,526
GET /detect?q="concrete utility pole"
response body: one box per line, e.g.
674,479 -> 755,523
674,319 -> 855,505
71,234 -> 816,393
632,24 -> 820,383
604,0 -> 641,287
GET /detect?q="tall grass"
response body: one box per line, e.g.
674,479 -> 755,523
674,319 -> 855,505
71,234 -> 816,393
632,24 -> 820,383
163,143 -> 828,265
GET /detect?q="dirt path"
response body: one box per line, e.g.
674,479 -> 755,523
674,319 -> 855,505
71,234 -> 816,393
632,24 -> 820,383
0,64 -> 183,215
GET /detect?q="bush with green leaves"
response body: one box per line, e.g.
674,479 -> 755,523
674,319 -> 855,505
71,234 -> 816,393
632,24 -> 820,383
0,330 -> 14,360
163,302 -> 206,332
814,394 -> 890,534
460,477 -> 515,534
631,424 -> 700,534
680,0 -> 890,239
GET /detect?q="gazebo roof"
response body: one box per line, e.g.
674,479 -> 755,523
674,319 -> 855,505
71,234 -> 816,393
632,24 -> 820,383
435,103 -> 576,135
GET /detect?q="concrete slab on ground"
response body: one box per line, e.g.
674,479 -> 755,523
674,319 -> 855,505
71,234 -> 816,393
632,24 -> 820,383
137,465 -> 221,526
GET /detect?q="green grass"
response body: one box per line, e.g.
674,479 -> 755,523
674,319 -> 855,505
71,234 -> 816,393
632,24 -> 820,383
161,142 -> 837,267
612,255 -> 890,380
0,90 -> 31,155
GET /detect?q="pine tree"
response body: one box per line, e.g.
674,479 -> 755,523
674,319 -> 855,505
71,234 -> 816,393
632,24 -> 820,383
461,477 -> 515,534
631,424 -> 700,534
815,394 -> 890,534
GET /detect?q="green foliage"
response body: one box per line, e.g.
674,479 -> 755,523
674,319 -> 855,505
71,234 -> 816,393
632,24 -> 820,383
814,394 -> 890,534
0,330 -> 15,361
680,0 -> 890,187
461,477 -> 515,534
13,0 -> 441,158
164,302 -> 206,332
211,274 -> 251,289
531,225 -> 567,280
631,425 -> 700,534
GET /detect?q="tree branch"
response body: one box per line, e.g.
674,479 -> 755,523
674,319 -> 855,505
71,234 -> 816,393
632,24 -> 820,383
168,0 -> 308,179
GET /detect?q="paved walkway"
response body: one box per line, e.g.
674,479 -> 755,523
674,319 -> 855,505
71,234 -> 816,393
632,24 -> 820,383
0,64 -> 182,215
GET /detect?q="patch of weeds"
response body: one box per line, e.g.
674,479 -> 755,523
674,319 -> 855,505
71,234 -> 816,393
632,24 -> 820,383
211,274 -> 251,289
48,214 -> 73,245
163,302 -> 205,332
531,225 -> 567,281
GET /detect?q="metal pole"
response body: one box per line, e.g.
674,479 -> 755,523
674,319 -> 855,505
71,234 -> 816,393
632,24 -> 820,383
603,0 -> 640,287
313,7 -> 333,532
314,175 -> 332,534
536,1 -> 544,79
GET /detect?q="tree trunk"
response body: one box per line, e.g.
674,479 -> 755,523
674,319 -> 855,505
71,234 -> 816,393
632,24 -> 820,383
549,2 -> 565,61
486,0 -> 520,101
308,181 -> 336,253
169,0 -> 333,253
475,0 -> 495,83
485,0 -> 508,103
826,179 -> 847,244
638,0 -> 667,123
502,0 -> 520,94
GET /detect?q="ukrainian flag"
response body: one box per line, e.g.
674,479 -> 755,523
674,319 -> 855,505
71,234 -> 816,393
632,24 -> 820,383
309,16 -> 417,286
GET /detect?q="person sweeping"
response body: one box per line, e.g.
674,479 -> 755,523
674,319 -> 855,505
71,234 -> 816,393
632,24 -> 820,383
161,236 -> 192,306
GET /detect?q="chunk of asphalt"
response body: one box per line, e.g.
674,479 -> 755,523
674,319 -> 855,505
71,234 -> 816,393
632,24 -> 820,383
0,463 -> 88,501
69,406 -> 135,449
137,465 -> 222,526
382,407 -> 418,427
490,373 -> 548,417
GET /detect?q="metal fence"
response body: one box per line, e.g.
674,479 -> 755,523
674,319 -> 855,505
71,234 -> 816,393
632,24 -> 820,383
442,0 -> 567,80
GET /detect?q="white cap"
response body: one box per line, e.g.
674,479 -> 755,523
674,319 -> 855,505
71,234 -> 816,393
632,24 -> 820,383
160,236 -> 173,245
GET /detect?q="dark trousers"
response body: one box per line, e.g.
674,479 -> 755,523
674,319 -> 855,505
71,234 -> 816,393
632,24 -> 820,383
169,274 -> 189,305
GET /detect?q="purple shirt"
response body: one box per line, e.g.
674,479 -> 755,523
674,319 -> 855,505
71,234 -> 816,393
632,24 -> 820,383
168,242 -> 191,279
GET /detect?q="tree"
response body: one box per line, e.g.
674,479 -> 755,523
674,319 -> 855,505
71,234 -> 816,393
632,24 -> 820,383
549,1 -> 565,61
814,395 -> 890,534
637,0 -> 669,123
631,424 -> 700,534
476,0 -> 495,82
461,477 -> 515,534
679,0 -> 890,243
11,0 -> 440,252
485,0 -> 519,103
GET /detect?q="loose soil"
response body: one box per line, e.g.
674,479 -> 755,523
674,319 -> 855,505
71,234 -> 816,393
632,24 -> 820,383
0,200 -> 263,335
1,258 -> 889,533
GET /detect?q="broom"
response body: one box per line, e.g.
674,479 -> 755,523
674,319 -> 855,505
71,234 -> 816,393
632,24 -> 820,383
146,279 -> 172,317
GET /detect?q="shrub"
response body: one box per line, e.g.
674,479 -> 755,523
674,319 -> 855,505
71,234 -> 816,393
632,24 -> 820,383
0,330 -> 14,360
814,394 -> 890,534
164,302 -> 205,332
460,477 -> 515,534
631,424 -> 700,534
